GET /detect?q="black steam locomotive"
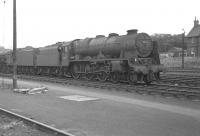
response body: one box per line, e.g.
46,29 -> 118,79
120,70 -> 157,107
0,29 -> 164,84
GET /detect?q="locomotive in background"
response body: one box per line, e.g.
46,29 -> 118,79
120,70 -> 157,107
0,29 -> 164,84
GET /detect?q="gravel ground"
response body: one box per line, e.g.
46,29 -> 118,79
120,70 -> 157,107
0,112 -> 55,136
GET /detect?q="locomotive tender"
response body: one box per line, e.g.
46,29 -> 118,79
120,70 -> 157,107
0,29 -> 163,84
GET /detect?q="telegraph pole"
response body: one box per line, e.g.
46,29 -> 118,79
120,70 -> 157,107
13,0 -> 17,89
181,30 -> 185,69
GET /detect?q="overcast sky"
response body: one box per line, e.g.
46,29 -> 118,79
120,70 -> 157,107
0,0 -> 199,49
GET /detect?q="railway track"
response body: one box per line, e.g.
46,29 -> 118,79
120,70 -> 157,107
0,107 -> 74,136
159,74 -> 200,87
167,67 -> 200,73
0,73 -> 200,101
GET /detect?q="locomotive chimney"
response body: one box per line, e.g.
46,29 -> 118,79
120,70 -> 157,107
127,29 -> 138,35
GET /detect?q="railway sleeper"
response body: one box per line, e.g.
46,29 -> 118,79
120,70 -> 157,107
186,95 -> 200,101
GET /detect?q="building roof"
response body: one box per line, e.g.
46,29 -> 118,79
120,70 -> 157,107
187,25 -> 200,37
187,18 -> 200,37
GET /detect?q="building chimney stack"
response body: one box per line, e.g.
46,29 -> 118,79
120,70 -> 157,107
194,17 -> 199,27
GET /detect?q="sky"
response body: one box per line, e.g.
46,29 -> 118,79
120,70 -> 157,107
0,0 -> 199,49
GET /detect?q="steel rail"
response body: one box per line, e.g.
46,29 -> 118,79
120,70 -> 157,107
0,107 -> 75,136
1,73 -> 200,101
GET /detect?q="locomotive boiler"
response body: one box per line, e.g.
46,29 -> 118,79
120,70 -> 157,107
70,29 -> 153,59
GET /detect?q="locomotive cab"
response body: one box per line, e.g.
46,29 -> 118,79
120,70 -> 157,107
61,42 -> 71,66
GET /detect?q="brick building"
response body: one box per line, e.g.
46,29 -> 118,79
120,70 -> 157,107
186,17 -> 200,57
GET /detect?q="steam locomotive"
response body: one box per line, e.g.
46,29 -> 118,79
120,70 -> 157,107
0,29 -> 164,84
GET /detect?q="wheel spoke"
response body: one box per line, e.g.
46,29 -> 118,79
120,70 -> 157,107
111,72 -> 119,83
97,72 -> 107,82
86,73 -> 94,81
129,73 -> 137,84
143,73 -> 152,85
71,72 -> 80,79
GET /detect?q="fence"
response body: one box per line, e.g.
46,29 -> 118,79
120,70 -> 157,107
160,56 -> 200,69
0,77 -> 13,89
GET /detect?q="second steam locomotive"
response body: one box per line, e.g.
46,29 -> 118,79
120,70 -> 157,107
0,29 -> 164,84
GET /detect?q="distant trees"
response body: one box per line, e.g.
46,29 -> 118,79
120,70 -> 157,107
151,34 -> 187,53
0,46 -> 11,53
0,46 -> 5,50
